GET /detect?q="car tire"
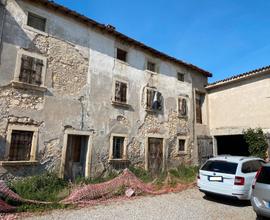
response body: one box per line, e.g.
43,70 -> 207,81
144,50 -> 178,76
256,213 -> 265,220
204,192 -> 212,198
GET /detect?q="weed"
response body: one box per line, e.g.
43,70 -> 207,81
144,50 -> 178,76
8,172 -> 68,202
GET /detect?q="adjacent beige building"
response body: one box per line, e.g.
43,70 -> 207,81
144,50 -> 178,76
207,66 -> 270,156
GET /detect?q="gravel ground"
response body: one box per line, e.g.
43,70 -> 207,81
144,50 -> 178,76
25,188 -> 256,220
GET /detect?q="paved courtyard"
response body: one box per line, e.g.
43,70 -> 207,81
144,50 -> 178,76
26,188 -> 256,220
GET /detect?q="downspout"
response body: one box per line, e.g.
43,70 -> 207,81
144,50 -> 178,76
0,0 -> 7,65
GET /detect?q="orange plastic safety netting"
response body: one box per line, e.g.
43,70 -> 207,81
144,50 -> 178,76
0,169 -> 194,212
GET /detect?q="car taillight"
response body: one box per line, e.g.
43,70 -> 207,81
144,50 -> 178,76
234,176 -> 245,185
252,167 -> 262,189
197,174 -> 200,180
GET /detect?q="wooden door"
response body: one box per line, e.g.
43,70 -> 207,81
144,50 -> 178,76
64,135 -> 87,181
148,138 -> 163,176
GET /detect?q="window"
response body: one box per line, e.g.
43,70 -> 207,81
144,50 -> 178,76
146,88 -> 162,111
5,125 -> 38,163
147,61 -> 156,72
114,81 -> 127,103
178,97 -> 187,117
201,160 -> 238,175
27,12 -> 46,32
177,72 -> 185,82
116,48 -> 127,62
9,130 -> 33,161
241,160 -> 264,173
178,139 -> 186,152
112,136 -> 125,159
196,92 -> 204,124
14,50 -> 47,90
19,54 -> 43,86
257,167 -> 270,184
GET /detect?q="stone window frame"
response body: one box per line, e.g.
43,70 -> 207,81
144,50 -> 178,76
144,135 -> 167,172
109,133 -> 128,162
0,124 -> 39,166
144,87 -> 163,112
177,95 -> 189,119
111,78 -> 130,107
59,129 -> 93,179
12,49 -> 47,92
177,136 -> 188,155
23,10 -> 48,36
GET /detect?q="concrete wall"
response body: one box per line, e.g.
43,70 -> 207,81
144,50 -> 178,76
208,71 -> 270,136
0,0 -> 209,179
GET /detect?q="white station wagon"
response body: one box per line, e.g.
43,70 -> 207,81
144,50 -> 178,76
197,156 -> 264,200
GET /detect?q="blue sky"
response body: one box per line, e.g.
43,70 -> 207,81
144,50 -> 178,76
54,0 -> 270,82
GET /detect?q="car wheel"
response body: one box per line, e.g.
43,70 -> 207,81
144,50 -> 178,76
204,192 -> 212,198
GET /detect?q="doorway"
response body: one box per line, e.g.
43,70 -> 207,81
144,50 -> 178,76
216,135 -> 249,156
147,137 -> 163,176
64,135 -> 88,181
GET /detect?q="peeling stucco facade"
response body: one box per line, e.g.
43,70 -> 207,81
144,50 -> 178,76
0,0 -> 211,180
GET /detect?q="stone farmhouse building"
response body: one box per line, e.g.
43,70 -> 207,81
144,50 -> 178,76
1,0 -> 268,181
0,0 -> 213,180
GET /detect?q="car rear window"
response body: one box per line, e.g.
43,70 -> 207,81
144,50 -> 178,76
257,167 -> 270,184
201,160 -> 238,174
241,160 -> 264,173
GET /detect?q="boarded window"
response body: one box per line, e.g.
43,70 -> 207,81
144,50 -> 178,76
146,89 -> 162,111
115,81 -> 127,103
178,97 -> 187,117
112,136 -> 125,159
177,72 -> 185,82
19,55 -> 43,86
116,48 -> 127,62
178,139 -> 185,152
27,12 -> 46,32
196,93 -> 203,124
9,130 -> 33,161
147,61 -> 156,72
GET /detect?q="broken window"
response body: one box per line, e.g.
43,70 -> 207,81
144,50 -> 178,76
112,136 -> 125,159
177,72 -> 185,82
178,139 -> 186,152
27,12 -> 46,32
116,48 -> 127,62
9,130 -> 33,161
147,61 -> 156,72
146,89 -> 162,111
196,93 -> 204,124
114,81 -> 127,103
178,97 -> 187,117
19,55 -> 43,86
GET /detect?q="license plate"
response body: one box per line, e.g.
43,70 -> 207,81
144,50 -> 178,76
208,176 -> 223,182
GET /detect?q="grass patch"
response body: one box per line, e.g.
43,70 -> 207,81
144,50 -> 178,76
16,203 -> 72,213
75,170 -> 118,185
129,166 -> 152,183
169,164 -> 198,183
8,172 -> 68,202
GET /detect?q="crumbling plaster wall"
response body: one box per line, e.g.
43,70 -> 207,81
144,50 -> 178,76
0,0 -> 90,179
0,0 -> 210,179
87,31 -> 197,176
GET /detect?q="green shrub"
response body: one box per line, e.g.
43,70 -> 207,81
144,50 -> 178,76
8,172 -> 68,202
243,128 -> 268,159
75,170 -> 118,185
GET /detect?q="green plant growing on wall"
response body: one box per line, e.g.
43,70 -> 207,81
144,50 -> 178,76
243,128 -> 268,159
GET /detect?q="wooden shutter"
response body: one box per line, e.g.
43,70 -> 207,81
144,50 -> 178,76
179,98 -> 187,116
196,94 -> 202,123
120,83 -> 127,103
